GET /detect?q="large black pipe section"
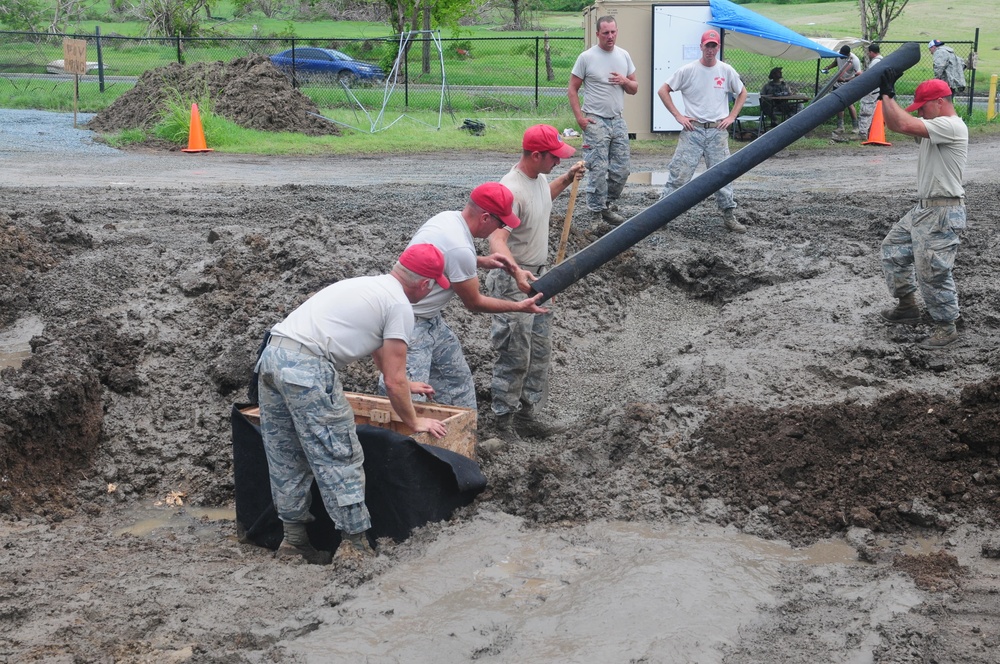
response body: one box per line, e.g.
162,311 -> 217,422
531,41 -> 922,304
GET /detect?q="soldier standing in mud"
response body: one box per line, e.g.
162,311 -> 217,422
380,182 -> 548,410
656,29 -> 748,233
822,45 -> 862,134
876,73 -> 968,348
257,245 -> 449,564
568,15 -> 637,226
486,125 -> 585,443
858,43 -> 883,139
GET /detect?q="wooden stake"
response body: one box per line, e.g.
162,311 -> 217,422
556,174 -> 581,265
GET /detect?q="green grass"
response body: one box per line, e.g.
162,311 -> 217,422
103,106 -> 582,155
6,0 -> 1000,156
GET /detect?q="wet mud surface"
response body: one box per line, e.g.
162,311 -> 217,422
3,133 -> 1000,661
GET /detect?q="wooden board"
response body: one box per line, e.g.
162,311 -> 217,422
240,393 -> 477,459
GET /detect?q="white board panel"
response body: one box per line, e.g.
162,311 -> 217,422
651,4 -> 714,132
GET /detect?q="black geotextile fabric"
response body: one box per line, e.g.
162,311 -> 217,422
230,403 -> 487,552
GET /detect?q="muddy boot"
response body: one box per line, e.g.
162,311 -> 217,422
851,122 -> 861,135
920,321 -> 959,349
514,404 -> 569,439
836,122 -> 845,133
722,208 -> 746,234
494,413 -> 522,444
880,293 -> 920,324
601,207 -> 626,226
334,531 -> 374,564
276,522 -> 332,565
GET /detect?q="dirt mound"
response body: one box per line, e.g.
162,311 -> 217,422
693,379 -> 1000,544
88,55 -> 339,136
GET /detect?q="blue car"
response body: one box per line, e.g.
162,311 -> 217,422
269,47 -> 385,85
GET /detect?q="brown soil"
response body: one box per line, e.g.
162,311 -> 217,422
87,55 -> 339,136
3,87 -> 1000,659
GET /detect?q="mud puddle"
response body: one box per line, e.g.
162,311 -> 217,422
0,315 -> 42,370
114,504 -> 236,538
289,511 -> 921,663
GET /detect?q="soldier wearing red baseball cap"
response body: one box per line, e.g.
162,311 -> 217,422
483,125 -> 586,442
257,243 -> 451,565
875,71 -> 968,348
378,183 -> 550,410
656,26 -> 749,233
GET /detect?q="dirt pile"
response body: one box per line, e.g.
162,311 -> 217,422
2,144 -> 1000,662
87,55 -> 339,136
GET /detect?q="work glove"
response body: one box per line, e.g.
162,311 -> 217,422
879,68 -> 899,99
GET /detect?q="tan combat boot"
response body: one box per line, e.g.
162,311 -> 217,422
514,404 -> 569,439
723,208 -> 746,233
494,413 -> 522,444
276,521 -> 332,565
334,531 -> 374,564
920,321 -> 959,349
880,293 -> 921,324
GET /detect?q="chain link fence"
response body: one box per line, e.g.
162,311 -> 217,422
0,29 -> 982,123
0,30 -> 582,115
723,38 -> 980,121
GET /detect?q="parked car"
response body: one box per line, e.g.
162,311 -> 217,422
269,47 -> 385,85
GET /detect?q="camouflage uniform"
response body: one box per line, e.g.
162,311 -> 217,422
257,346 -> 370,535
858,54 -> 883,139
582,115 -> 631,213
858,92 -> 878,138
380,314 -> 477,410
882,204 -> 965,322
485,267 -> 554,416
660,126 -> 736,210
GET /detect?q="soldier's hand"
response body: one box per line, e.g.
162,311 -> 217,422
879,69 -> 898,99
414,417 -> 447,439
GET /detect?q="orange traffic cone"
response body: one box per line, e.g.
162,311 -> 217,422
182,103 -> 213,153
862,100 -> 891,146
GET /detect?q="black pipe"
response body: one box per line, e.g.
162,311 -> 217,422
530,41 -> 922,304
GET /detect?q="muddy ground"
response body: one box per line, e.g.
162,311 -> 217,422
3,121 -> 1000,661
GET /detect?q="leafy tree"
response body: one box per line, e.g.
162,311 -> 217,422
0,0 -> 47,31
125,0 -> 214,37
376,0 -> 476,73
858,0 -> 910,43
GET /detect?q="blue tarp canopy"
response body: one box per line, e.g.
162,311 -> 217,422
708,0 -> 842,61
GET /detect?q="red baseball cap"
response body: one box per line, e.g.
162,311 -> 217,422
905,79 -> 952,112
701,30 -> 720,46
523,124 -> 576,158
470,182 -> 521,229
400,243 -> 450,289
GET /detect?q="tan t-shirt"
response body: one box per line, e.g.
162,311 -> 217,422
916,115 -> 967,199
500,166 -> 552,267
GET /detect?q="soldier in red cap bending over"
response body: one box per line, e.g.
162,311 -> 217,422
379,182 -> 548,410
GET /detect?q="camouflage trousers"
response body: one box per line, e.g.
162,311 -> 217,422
582,114 -> 630,212
256,345 -> 370,534
858,92 -> 878,139
882,204 -> 966,322
485,268 -> 554,416
661,127 -> 735,210
379,314 -> 477,409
